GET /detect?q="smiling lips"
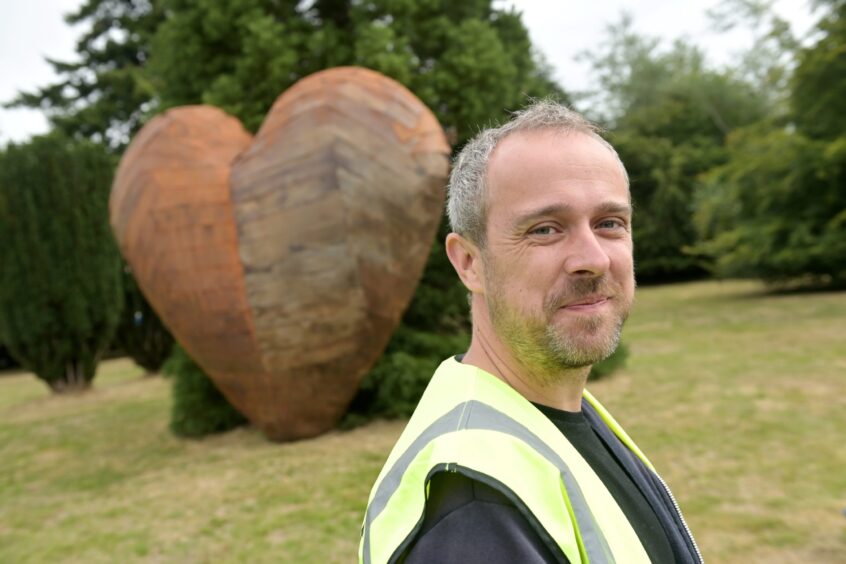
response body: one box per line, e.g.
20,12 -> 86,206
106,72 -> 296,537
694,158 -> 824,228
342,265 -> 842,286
562,295 -> 611,311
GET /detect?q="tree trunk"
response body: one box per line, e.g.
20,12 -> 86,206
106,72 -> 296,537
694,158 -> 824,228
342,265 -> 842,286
50,360 -> 91,393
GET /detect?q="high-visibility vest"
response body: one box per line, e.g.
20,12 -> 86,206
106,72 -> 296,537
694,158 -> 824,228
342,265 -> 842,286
360,357 -> 672,564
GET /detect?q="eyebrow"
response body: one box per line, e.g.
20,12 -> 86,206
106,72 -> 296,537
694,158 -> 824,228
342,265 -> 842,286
513,201 -> 632,226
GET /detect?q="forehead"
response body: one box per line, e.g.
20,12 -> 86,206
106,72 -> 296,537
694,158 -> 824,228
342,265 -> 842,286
486,129 -> 628,204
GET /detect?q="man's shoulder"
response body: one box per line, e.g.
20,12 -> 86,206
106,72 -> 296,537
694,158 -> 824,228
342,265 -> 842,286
403,471 -> 563,564
423,470 -> 516,518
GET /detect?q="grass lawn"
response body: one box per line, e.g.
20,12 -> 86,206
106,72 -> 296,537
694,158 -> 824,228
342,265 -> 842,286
1,280 -> 844,563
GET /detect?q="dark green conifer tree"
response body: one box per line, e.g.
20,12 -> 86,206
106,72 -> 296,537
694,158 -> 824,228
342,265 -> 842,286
0,135 -> 123,391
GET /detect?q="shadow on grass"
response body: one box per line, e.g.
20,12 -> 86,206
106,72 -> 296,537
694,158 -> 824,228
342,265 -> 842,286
0,367 -> 27,379
676,276 -> 846,303
728,278 -> 846,300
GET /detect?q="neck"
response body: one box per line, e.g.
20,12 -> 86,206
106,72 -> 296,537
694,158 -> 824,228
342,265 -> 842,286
462,306 -> 590,413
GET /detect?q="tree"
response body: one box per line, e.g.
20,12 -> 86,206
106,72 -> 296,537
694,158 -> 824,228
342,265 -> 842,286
706,0 -> 800,116
0,344 -> 19,371
579,16 -> 770,282
5,0 -> 188,379
113,263 -> 174,373
693,2 -> 846,285
0,135 -> 123,391
5,0 -> 165,150
791,1 -> 846,140
694,128 -> 846,284
148,0 -> 565,144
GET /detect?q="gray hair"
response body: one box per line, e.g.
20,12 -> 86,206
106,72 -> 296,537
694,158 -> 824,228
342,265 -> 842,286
446,100 -> 628,247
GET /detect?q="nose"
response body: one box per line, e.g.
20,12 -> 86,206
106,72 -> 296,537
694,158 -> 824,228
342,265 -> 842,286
564,224 -> 611,276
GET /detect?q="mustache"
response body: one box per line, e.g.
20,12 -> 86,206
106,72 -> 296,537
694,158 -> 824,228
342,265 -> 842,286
544,277 -> 617,311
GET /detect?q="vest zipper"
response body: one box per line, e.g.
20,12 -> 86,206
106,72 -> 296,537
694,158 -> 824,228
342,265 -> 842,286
652,470 -> 704,563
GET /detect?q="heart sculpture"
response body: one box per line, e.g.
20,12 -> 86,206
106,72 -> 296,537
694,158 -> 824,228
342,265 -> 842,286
111,67 -> 450,441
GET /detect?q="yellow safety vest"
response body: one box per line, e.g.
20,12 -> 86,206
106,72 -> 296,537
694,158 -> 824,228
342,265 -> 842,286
359,357 -> 662,564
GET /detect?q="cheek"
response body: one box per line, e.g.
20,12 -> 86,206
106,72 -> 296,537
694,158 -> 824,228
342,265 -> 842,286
521,255 -> 561,289
610,248 -> 635,281
494,246 -> 551,280
492,265 -> 550,309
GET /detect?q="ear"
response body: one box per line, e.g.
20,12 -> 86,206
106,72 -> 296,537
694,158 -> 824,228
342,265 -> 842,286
445,232 -> 485,294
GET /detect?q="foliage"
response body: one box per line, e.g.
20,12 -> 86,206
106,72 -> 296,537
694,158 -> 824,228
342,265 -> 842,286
791,1 -> 846,140
0,135 -> 123,392
611,130 -> 720,282
0,344 -> 19,371
589,342 -> 629,381
164,344 -> 247,437
694,127 -> 846,285
342,327 -> 470,426
579,16 -> 770,282
706,0 -> 799,114
401,220 -> 472,332
149,0 -> 566,145
5,0 -> 165,150
113,264 -> 174,373
693,3 -> 846,285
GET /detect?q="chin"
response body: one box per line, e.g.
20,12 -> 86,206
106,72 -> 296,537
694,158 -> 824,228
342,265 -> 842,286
546,324 -> 622,367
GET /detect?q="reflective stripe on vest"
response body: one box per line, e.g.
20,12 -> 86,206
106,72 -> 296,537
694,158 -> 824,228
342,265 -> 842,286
583,389 -> 654,472
360,358 -> 652,564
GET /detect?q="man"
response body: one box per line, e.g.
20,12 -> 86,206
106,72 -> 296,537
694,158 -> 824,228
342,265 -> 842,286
359,101 -> 703,564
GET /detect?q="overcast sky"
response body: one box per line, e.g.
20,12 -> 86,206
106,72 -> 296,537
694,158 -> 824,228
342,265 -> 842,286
0,0 -> 816,145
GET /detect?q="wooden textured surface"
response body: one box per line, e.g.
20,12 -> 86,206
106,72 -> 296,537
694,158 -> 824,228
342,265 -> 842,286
231,67 -> 449,439
110,107 -> 269,421
111,67 -> 450,441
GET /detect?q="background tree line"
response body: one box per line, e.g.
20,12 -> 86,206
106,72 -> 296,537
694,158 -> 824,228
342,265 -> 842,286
1,0 -> 843,435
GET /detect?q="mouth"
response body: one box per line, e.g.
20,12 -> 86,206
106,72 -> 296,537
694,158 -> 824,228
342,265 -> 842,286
561,295 -> 611,311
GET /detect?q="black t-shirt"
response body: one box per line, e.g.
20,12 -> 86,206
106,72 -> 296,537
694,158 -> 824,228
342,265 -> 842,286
403,402 -> 676,563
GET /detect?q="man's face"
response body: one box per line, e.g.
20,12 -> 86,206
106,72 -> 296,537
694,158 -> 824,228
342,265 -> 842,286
480,129 -> 635,378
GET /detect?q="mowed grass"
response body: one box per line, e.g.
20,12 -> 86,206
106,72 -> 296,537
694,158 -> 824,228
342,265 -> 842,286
0,360 -> 401,563
590,280 -> 846,563
0,280 -> 844,563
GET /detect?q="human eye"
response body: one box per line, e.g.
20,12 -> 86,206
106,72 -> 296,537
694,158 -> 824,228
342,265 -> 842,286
528,224 -> 557,236
596,218 -> 628,231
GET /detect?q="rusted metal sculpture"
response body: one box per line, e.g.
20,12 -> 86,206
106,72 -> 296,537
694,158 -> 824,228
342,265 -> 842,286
111,67 -> 450,441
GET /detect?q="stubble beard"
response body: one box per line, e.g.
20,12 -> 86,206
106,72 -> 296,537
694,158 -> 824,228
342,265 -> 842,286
486,275 -> 631,386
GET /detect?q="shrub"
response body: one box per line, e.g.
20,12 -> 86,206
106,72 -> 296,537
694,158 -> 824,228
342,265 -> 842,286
0,134 -> 122,392
342,327 -> 470,427
589,342 -> 630,381
165,345 -> 247,438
